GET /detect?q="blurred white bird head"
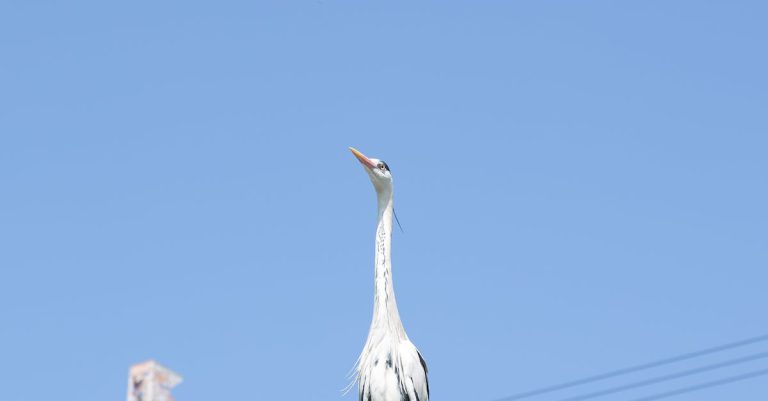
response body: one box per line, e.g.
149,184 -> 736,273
349,147 -> 392,193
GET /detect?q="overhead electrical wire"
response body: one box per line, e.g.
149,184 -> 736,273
492,333 -> 768,401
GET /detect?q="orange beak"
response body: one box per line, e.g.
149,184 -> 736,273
349,147 -> 376,169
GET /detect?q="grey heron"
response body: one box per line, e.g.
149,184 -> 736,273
349,147 -> 429,401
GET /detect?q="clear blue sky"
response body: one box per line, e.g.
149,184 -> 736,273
1,2 -> 766,401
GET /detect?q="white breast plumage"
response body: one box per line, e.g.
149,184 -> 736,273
358,337 -> 429,401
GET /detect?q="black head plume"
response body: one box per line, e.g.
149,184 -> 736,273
393,208 -> 404,233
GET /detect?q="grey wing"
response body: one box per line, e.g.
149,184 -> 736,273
417,351 -> 429,399
401,342 -> 429,401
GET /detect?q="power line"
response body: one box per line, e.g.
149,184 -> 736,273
624,367 -> 768,401
557,351 -> 768,401
492,333 -> 768,401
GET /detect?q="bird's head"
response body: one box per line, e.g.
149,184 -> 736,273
349,147 -> 393,194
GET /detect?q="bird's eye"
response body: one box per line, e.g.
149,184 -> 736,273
378,163 -> 385,170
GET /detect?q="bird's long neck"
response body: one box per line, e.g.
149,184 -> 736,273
371,188 -> 407,340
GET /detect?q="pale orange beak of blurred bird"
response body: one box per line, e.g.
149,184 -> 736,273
349,147 -> 376,170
